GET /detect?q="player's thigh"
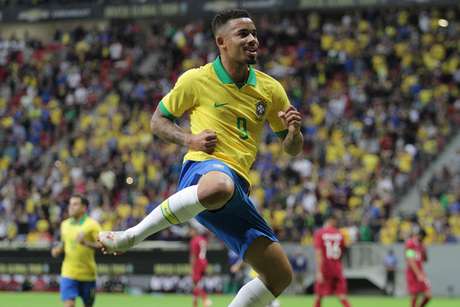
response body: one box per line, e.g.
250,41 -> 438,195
244,237 -> 293,296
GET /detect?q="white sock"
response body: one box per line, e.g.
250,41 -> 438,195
229,277 -> 276,307
125,185 -> 205,244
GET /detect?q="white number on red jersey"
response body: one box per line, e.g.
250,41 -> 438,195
324,237 -> 342,260
198,240 -> 207,260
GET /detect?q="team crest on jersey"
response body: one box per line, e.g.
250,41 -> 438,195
255,101 -> 267,120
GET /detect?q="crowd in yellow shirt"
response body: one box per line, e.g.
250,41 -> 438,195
0,8 -> 459,246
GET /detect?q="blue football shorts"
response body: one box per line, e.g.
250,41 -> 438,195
177,159 -> 278,259
60,276 -> 96,306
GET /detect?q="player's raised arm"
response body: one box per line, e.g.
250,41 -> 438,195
278,105 -> 303,156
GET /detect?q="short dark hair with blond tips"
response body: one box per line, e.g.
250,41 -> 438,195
211,9 -> 252,37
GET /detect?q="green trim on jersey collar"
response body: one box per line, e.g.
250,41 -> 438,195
246,65 -> 256,86
213,56 -> 256,87
71,213 -> 88,225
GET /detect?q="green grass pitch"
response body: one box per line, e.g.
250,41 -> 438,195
1,293 -> 459,307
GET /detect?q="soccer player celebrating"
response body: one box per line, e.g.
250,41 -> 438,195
313,214 -> 351,307
51,195 -> 102,307
405,228 -> 431,307
98,8 -> 303,306
189,223 -> 212,307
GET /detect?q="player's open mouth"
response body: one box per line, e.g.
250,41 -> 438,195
245,47 -> 258,56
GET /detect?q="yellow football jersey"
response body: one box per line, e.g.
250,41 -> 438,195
60,215 -> 101,281
159,57 -> 290,184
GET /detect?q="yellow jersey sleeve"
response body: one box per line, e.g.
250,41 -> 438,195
267,80 -> 290,137
159,69 -> 198,119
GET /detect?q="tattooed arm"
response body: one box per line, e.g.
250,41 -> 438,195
150,107 -> 217,154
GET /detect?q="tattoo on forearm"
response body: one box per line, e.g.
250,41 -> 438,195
151,116 -> 188,146
283,131 -> 303,155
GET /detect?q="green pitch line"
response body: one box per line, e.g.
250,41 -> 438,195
1,292 -> 459,307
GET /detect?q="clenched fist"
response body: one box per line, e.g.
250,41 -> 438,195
278,105 -> 302,133
186,129 -> 218,154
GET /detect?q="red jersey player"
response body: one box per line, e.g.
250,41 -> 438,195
405,228 -> 431,307
189,223 -> 212,307
313,214 -> 351,307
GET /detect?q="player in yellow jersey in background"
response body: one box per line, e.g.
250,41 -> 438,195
52,194 -> 102,307
99,9 -> 303,306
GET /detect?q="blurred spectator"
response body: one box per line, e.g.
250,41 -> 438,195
0,8 -> 459,245
289,251 -> 308,294
32,275 -> 49,291
383,249 -> 398,296
21,275 -> 33,291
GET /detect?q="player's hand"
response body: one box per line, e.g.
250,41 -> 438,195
51,247 -> 60,258
416,273 -> 426,283
76,232 -> 86,245
278,106 -> 302,134
315,271 -> 324,284
186,129 -> 217,154
416,274 -> 425,283
51,242 -> 63,258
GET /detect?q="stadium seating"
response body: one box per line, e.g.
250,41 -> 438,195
0,8 -> 459,246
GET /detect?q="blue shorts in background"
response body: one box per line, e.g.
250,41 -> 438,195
60,277 -> 96,306
177,159 -> 278,259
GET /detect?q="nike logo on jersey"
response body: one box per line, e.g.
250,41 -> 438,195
214,102 -> 228,108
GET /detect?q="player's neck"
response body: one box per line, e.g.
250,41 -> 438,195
220,56 -> 249,86
72,213 -> 87,224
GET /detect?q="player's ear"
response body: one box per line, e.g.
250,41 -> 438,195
215,34 -> 225,49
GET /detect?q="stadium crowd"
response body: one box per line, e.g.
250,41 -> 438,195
0,8 -> 459,247
0,0 -> 137,7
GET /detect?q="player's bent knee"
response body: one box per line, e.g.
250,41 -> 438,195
264,262 -> 293,296
269,271 -> 292,296
278,266 -> 294,293
198,172 -> 234,210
